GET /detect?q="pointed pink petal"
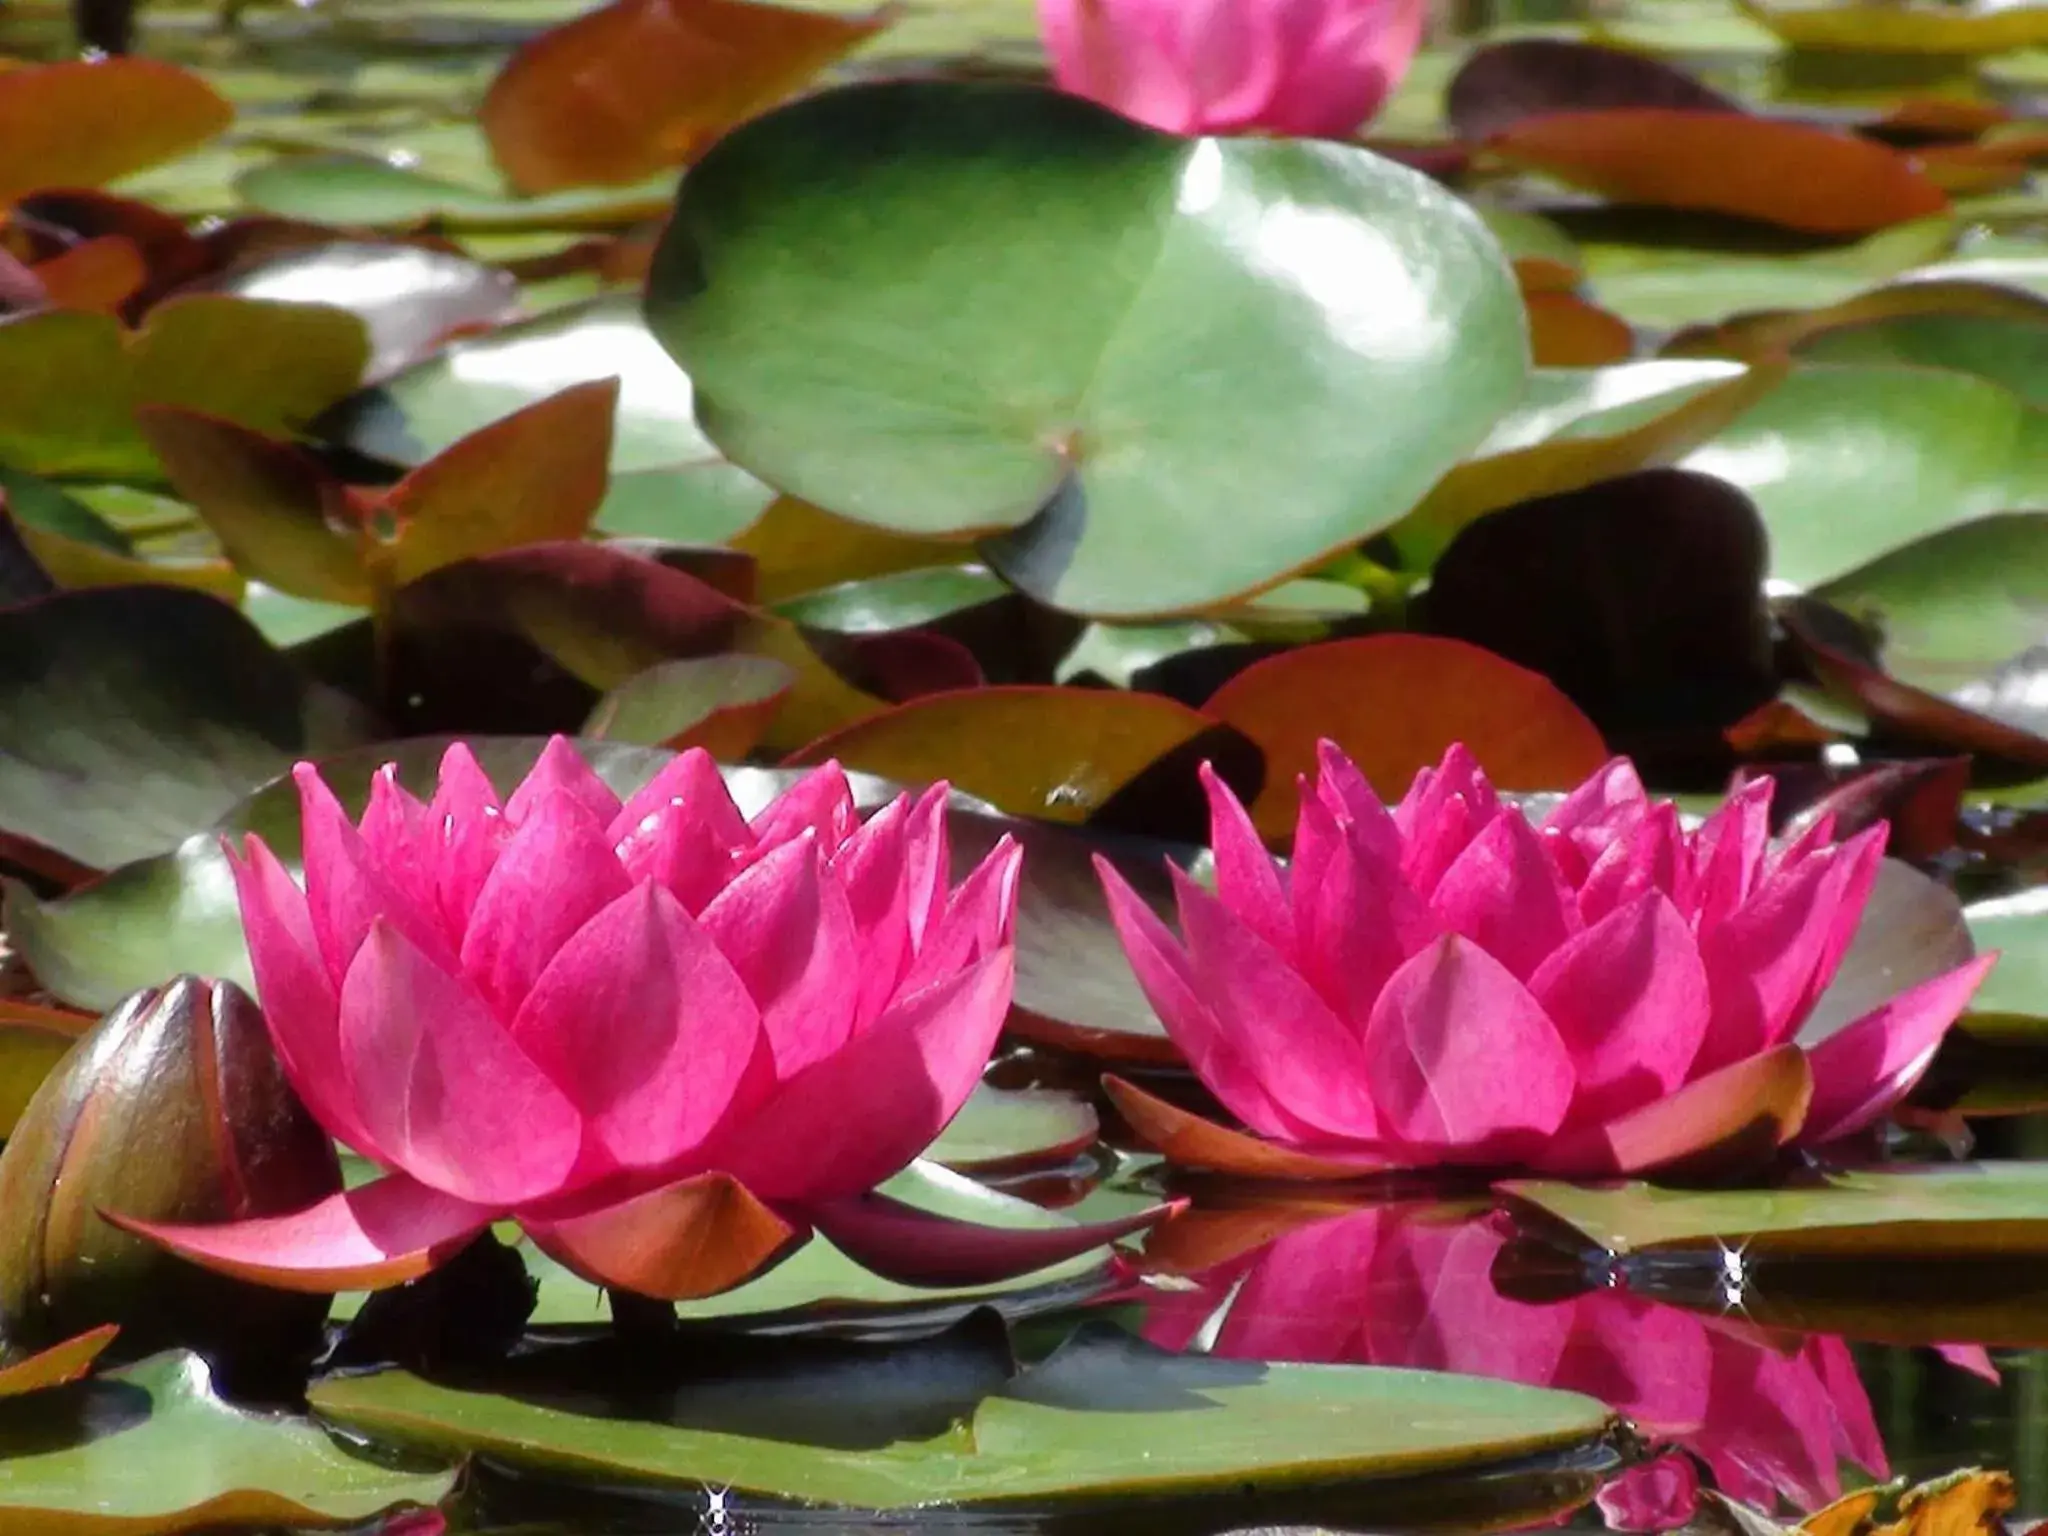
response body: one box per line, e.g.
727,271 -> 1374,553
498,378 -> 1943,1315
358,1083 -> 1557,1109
751,760 -> 858,849
428,741 -> 509,935
1542,756 -> 1651,838
1040,0 -> 1202,133
1788,826 -> 1889,1031
1312,738 -> 1403,866
1097,857 -> 1319,1142
704,948 -> 1015,1204
1173,865 -> 1382,1140
1935,1343 -> 2000,1383
1681,775 -> 1774,929
229,836 -> 371,1152
504,734 -> 621,827
901,782 -> 952,951
1576,801 -> 1682,926
608,747 -> 751,851
512,883 -> 762,1172
1397,786 -> 1489,900
106,1174 -> 496,1292
1395,742 -> 1500,838
696,837 -> 856,1080
1360,933 -> 1575,1157
614,789 -> 752,915
829,793 -> 914,1026
1429,809 -> 1580,981
1202,761 -> 1293,961
295,763 -> 450,983
1530,892 -> 1711,1122
358,766 -> 437,935
342,919 -> 584,1206
809,1183 -> 1180,1287
1694,830 -> 1881,1072
1296,817 -> 1439,1034
899,834 -> 1022,999
1798,954 -> 1997,1145
458,790 -> 631,1019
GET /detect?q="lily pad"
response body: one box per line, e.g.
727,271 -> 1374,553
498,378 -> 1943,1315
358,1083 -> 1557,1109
1960,887 -> 2048,1038
310,1322 -> 1612,1508
0,1351 -> 452,1533
647,79 -> 1528,618
235,153 -> 672,230
0,586 -> 375,870
928,1083 -> 1099,1174
1503,1162 -> 2048,1260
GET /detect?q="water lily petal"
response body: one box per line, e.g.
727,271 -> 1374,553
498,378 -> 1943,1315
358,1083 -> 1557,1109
608,747 -> 751,852
524,1171 -> 801,1300
1173,865 -> 1382,1140
1596,1454 -> 1702,1532
1799,953 -> 1997,1145
106,1173 -> 496,1292
810,1181 -> 1180,1287
504,733 -> 622,827
1695,830 -> 1880,1072
1682,775 -> 1773,932
1576,801 -> 1683,926
1097,856 -> 1318,1140
1579,1044 -> 1812,1179
1202,761 -> 1292,960
1103,1075 -> 1395,1178
1787,827 -> 1889,1035
899,833 -> 1022,998
1360,933 -> 1575,1156
830,792 -> 914,1026
512,883 -> 763,1172
697,837 -> 858,1080
706,948 -> 1016,1204
752,759 -> 858,848
228,837 -> 369,1152
428,741 -> 509,934
460,788 -> 631,1019
296,763 -> 450,982
1296,812 -> 1440,1035
1215,1205 -> 1388,1362
357,766 -> 436,933
1530,892 -> 1711,1122
1542,756 -> 1650,841
1312,738 -> 1404,866
1430,809 -> 1580,980
343,919 -> 584,1206
902,782 -> 953,951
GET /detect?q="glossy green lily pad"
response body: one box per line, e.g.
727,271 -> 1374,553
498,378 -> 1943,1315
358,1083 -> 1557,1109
1503,1163 -> 2048,1259
310,1321 -> 1612,1508
647,79 -> 1528,618
0,587 -> 375,870
235,152 -> 671,229
0,1351 -> 451,1533
1960,889 -> 2048,1038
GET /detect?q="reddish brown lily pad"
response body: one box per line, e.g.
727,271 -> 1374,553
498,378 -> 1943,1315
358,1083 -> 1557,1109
0,59 -> 231,207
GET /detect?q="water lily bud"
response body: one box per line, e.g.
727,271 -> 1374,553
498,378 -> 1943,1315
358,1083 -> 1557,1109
0,975 -> 340,1366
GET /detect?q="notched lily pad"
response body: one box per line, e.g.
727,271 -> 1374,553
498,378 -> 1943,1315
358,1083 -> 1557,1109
310,1322 -> 1613,1510
647,78 -> 1529,618
0,1350 -> 452,1533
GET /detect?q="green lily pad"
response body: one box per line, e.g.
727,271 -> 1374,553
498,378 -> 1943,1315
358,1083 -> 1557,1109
929,1083 -> 1099,1173
775,565 -> 1013,632
0,1351 -> 452,1533
1960,888 -> 2048,1038
0,587 -> 375,870
1813,513 -> 2048,695
311,294 -> 775,541
1503,1162 -> 2048,1260
1794,311 -> 2048,408
1660,364 -> 2048,590
646,79 -> 1528,618
235,152 -> 672,230
310,1321 -> 1611,1509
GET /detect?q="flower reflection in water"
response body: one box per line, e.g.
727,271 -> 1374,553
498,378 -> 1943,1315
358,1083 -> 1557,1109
1137,1200 -> 1985,1530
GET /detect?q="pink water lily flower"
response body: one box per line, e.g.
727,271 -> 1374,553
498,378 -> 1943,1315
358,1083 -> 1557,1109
116,739 -> 1166,1299
1038,0 -> 1427,138
1100,742 -> 1997,1179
